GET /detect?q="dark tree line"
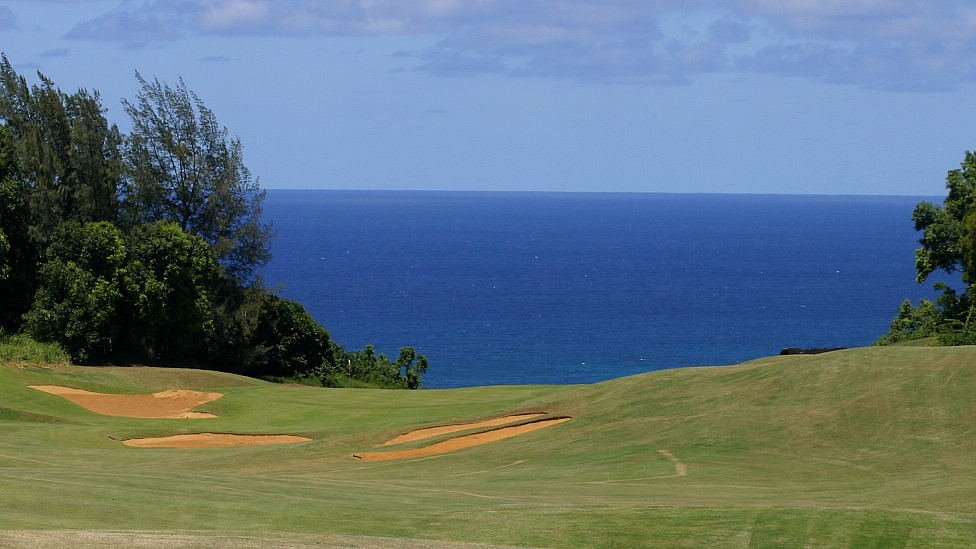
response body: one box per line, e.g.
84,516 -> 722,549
0,55 -> 426,388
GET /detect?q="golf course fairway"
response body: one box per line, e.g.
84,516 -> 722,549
1,345 -> 974,547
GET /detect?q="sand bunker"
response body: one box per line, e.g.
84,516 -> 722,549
355,417 -> 571,461
28,385 -> 222,419
382,413 -> 547,446
123,433 -> 312,448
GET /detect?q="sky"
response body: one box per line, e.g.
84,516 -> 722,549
2,1 -> 976,195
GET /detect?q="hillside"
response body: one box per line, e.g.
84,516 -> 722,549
0,346 -> 974,547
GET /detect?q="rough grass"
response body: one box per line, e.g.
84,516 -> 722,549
884,336 -> 942,347
0,333 -> 70,366
1,346 -> 974,547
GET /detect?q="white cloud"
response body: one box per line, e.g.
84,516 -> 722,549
198,0 -> 272,30
60,0 -> 976,90
65,9 -> 183,47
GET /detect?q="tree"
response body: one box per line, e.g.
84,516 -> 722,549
336,344 -> 428,388
395,347 -> 428,389
24,222 -> 126,361
0,127 -> 10,282
0,55 -> 123,242
0,56 -> 428,387
121,221 -> 218,360
0,57 -> 123,331
913,150 -> 976,285
22,220 -> 220,363
882,150 -> 976,344
877,298 -> 941,344
122,73 -> 270,283
0,137 -> 39,330
206,281 -> 267,372
248,295 -> 340,379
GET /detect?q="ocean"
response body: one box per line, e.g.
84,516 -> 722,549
261,191 -> 949,388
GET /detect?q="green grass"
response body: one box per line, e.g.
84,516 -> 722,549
1,345 -> 974,547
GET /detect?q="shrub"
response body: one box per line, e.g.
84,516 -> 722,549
0,332 -> 70,365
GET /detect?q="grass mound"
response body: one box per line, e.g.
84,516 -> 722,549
0,346 -> 974,547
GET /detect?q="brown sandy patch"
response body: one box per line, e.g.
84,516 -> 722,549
123,433 -> 312,448
28,385 -> 222,419
658,449 -> 688,476
382,413 -> 547,446
355,417 -> 571,461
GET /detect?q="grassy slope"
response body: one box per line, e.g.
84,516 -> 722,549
0,346 -> 973,547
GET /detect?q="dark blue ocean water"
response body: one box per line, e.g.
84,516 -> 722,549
261,191 -> 950,388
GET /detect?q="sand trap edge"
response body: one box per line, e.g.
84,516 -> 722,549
382,413 -> 548,446
27,385 -> 222,419
123,433 -> 312,448
355,416 -> 572,461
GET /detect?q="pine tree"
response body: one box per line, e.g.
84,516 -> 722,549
122,73 -> 271,283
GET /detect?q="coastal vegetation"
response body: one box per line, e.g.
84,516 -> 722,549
879,150 -> 976,346
0,55 -> 425,388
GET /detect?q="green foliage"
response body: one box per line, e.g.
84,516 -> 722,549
24,222 -> 126,361
0,177 -> 38,331
0,332 -> 69,364
884,149 -> 976,345
0,56 -> 426,388
206,281 -> 267,372
912,151 -> 976,287
216,297 -> 429,388
0,55 -> 122,331
204,290 -> 430,387
876,299 -> 941,344
395,346 -> 429,389
913,200 -> 964,283
0,126 -> 11,286
22,221 -> 218,363
122,73 -> 270,283
248,295 -> 339,379
936,325 -> 976,345
340,344 -> 400,388
0,55 -> 123,242
337,344 -> 429,389
121,221 -> 218,360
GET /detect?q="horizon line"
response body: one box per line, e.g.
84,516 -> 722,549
262,188 -> 942,199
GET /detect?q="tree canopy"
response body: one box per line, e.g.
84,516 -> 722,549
0,177 -> 35,330
0,55 -> 427,388
0,55 -> 123,242
912,151 -> 976,285
122,73 -> 271,283
121,221 -> 218,360
24,221 -> 126,361
881,150 -> 976,344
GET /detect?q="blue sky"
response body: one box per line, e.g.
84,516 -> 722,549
2,0 -> 976,194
